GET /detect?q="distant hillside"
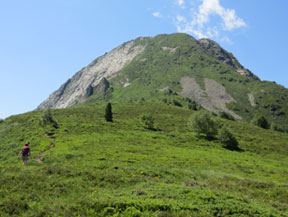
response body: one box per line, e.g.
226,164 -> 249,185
38,33 -> 288,130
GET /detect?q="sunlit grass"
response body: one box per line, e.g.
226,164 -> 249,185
0,102 -> 287,216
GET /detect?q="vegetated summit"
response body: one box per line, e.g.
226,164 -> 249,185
38,33 -> 288,129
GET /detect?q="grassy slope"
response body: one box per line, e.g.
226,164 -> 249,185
0,102 -> 288,216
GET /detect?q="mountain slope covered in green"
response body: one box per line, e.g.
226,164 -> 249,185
1,102 -> 288,216
76,33 -> 288,130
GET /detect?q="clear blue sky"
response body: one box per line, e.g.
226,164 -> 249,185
1,0 -> 287,118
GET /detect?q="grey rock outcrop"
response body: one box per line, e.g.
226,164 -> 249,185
198,38 -> 258,80
94,77 -> 110,95
37,40 -> 146,110
180,76 -> 241,119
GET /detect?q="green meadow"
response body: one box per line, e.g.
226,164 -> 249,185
0,102 -> 288,216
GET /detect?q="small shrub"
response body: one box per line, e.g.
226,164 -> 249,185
188,101 -> 198,111
218,127 -> 239,150
162,98 -> 168,104
165,89 -> 177,96
122,207 -> 141,217
188,111 -> 218,139
39,108 -> 59,128
219,111 -> 235,121
136,189 -> 146,195
65,154 -> 74,160
102,207 -> 117,216
251,115 -> 270,129
270,123 -> 285,132
141,114 -> 155,130
105,103 -> 113,122
0,119 -> 4,124
172,99 -> 182,107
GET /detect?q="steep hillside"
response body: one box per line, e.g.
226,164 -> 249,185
37,40 -> 146,109
197,38 -> 258,79
38,33 -> 288,130
1,102 -> 288,216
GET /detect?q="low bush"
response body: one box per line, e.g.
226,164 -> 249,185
140,114 -> 155,130
39,108 -> 59,129
251,115 -> 270,129
188,111 -> 218,139
218,127 -> 239,150
219,111 -> 235,121
270,123 -> 285,132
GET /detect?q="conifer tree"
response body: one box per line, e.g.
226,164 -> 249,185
105,103 -> 113,122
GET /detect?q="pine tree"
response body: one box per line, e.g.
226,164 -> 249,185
105,103 -> 113,122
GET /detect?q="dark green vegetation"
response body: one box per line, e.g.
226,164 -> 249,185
140,114 -> 155,130
85,33 -> 288,131
218,127 -> 239,151
39,108 -> 59,129
1,102 -> 288,216
219,112 -> 235,121
188,111 -> 218,139
252,115 -> 270,129
105,103 -> 113,122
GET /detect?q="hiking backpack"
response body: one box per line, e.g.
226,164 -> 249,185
22,146 -> 30,156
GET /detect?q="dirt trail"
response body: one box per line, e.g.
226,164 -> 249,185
35,151 -> 46,163
35,133 -> 56,163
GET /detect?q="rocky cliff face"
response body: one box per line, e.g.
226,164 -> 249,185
198,38 -> 258,79
37,40 -> 146,110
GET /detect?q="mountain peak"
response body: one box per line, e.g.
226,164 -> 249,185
35,34 -> 264,112
37,33 -> 288,130
198,38 -> 258,79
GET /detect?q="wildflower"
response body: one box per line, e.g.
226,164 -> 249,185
94,189 -> 98,193
140,171 -> 144,174
218,182 -> 222,185
131,173 -> 135,177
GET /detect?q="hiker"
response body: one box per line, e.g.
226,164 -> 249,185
18,143 -> 32,166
